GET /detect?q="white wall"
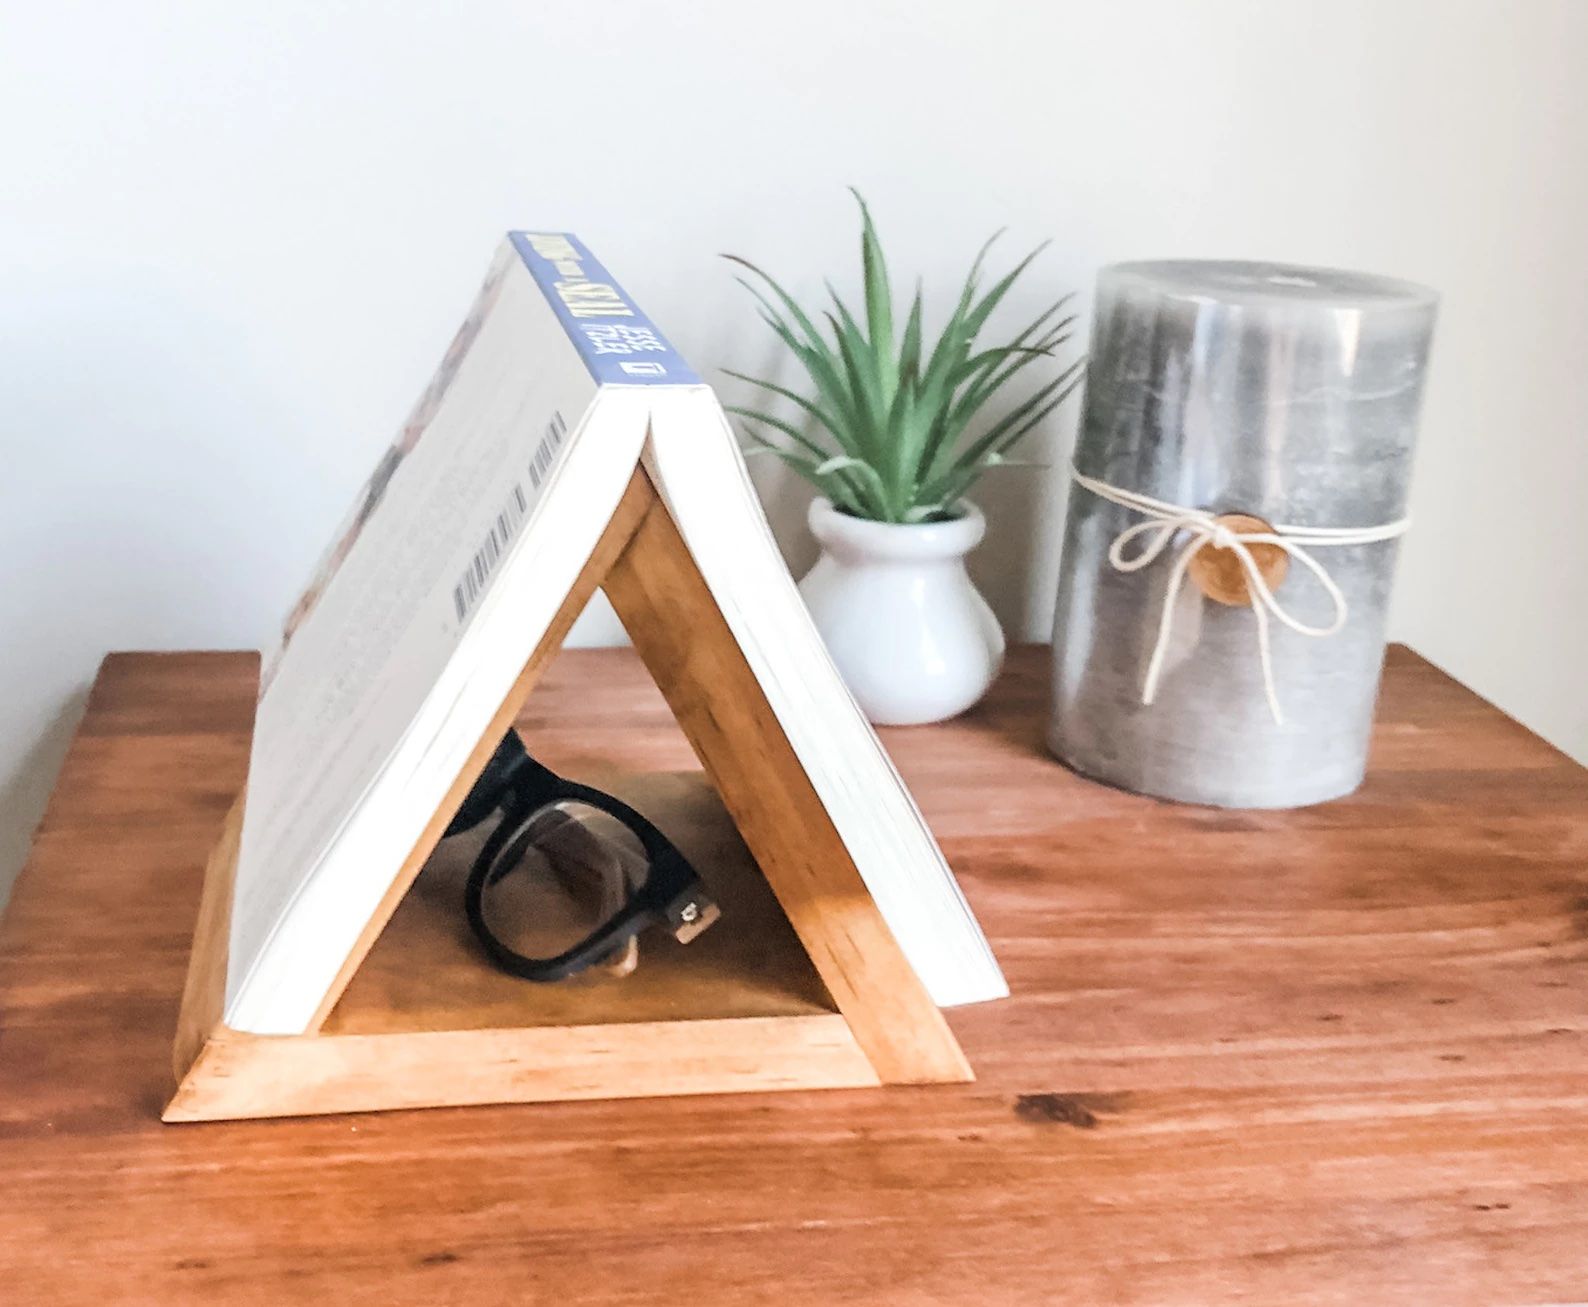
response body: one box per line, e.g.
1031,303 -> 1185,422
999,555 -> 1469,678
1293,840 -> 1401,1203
3,0 -> 1585,903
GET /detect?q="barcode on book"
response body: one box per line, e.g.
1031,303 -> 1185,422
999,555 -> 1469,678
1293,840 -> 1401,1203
448,411 -> 570,626
528,410 -> 568,490
452,484 -> 529,623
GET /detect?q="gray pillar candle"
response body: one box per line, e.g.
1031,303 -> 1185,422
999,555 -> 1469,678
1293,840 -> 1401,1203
1048,260 -> 1437,808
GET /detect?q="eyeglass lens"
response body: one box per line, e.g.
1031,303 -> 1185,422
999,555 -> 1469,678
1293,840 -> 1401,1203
478,800 -> 650,976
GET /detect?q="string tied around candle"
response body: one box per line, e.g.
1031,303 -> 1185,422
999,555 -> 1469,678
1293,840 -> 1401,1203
1070,465 -> 1411,726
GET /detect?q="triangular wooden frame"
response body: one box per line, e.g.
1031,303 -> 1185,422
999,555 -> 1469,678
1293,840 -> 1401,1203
166,461 -> 972,1121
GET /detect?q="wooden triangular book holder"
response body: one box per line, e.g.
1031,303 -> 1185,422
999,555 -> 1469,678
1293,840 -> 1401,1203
166,462 -> 972,1121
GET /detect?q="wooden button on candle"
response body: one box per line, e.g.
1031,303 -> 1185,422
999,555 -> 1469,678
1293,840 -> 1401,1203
1186,513 -> 1289,606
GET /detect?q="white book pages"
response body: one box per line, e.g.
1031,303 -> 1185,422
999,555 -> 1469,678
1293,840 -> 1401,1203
644,387 -> 1008,1007
225,249 -> 636,1033
222,231 -> 1007,1036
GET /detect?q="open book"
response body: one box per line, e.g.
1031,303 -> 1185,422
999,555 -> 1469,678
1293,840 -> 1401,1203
226,232 -> 1008,1035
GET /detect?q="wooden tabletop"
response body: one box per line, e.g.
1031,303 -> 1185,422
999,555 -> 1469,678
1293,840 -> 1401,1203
3,645 -> 1586,1305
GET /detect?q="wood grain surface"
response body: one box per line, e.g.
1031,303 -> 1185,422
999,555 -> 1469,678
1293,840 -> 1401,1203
3,645 -> 1586,1305
327,772 -> 840,1034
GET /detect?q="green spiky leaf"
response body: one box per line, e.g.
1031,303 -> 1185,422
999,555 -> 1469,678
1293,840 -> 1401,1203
723,193 -> 1084,523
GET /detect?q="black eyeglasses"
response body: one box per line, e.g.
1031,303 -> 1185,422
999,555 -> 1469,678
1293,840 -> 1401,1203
443,732 -> 720,982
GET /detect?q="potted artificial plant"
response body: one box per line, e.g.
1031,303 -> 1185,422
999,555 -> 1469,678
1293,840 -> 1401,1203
725,191 -> 1083,725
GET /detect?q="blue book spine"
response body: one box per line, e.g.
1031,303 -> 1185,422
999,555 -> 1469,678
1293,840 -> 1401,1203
509,231 -> 700,386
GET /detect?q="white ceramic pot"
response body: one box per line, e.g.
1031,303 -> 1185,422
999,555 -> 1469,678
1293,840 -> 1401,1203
798,498 -> 1006,726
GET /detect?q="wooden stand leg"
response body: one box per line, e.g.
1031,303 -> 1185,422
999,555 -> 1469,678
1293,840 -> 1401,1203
604,494 -> 972,1085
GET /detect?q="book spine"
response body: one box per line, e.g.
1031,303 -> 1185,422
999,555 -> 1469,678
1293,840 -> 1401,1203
509,232 -> 701,386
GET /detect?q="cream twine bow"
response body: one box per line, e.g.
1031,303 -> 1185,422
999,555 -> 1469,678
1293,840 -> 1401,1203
1070,465 -> 1411,726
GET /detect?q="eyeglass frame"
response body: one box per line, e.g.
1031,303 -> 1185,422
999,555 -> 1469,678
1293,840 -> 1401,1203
443,732 -> 719,982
